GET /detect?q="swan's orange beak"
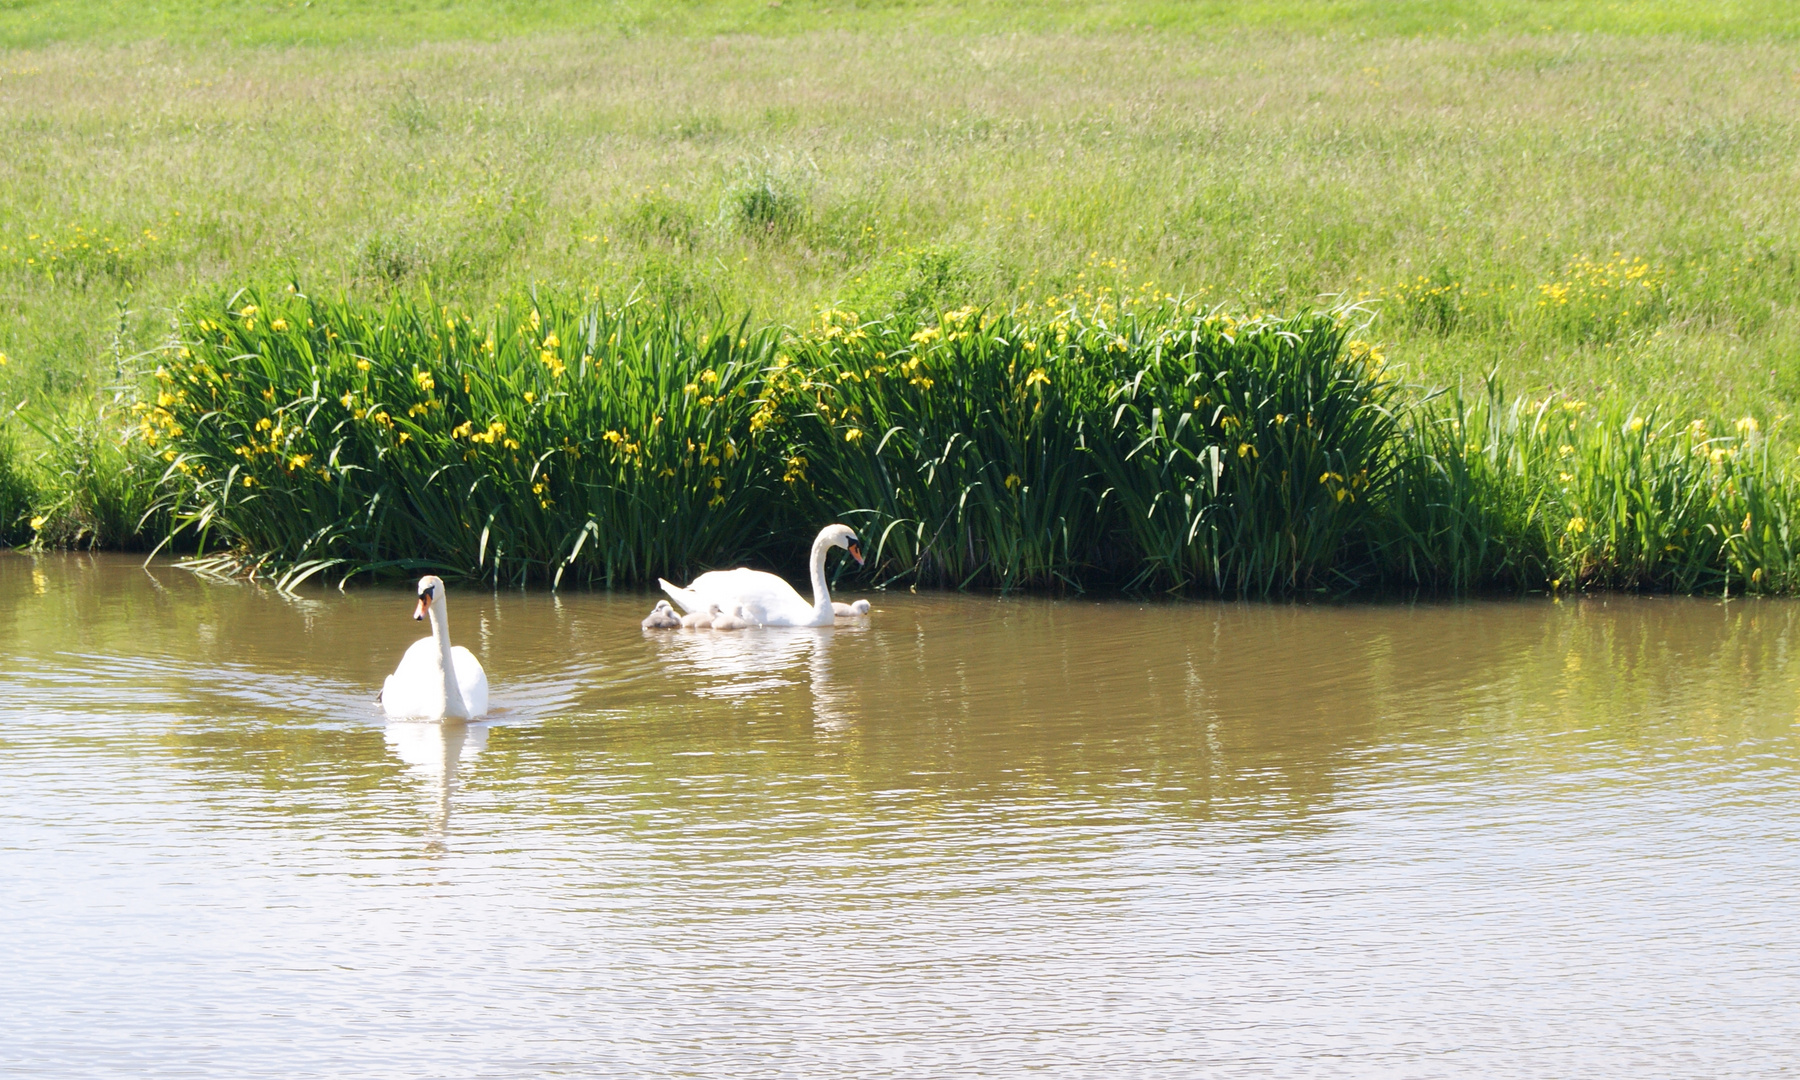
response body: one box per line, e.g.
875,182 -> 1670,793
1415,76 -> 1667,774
848,540 -> 864,566
413,593 -> 431,621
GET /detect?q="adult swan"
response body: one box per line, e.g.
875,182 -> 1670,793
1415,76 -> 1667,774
380,575 -> 490,720
659,524 -> 863,628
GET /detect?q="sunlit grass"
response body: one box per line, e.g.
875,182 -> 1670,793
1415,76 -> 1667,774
2,25 -> 1797,415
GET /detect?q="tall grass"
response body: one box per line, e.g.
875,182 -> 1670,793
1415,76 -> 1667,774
0,418 -> 35,546
150,290 -> 780,587
771,308 -> 1116,589
1381,384 -> 1797,595
140,290 -> 1800,596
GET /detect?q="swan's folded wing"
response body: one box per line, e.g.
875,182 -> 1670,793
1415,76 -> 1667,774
382,637 -> 444,718
659,577 -> 706,614
451,645 -> 489,717
682,568 -> 815,624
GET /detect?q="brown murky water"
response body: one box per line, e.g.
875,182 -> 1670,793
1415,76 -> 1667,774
3,552 -> 1798,1077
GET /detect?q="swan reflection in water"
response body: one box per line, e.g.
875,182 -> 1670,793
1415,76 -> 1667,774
648,621 -> 866,732
384,720 -> 487,848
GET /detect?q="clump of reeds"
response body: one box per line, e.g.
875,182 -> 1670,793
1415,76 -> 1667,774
1382,383 -> 1795,595
0,421 -> 35,546
146,290 -> 781,586
141,289 -> 1800,596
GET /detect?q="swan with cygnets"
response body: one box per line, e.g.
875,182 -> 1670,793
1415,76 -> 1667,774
656,523 -> 865,628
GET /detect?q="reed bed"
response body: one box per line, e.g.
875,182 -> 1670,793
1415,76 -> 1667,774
134,291 -> 1797,596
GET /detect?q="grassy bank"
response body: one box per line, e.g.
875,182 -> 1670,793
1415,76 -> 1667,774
3,7 -> 1799,415
123,291 -> 1794,596
3,1 -> 1796,591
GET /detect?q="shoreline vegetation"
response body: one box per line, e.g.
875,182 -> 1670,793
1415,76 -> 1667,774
8,289 -> 1790,597
2,2 -> 1797,595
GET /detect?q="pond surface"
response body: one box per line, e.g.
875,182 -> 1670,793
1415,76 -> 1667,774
2,553 -> 1797,1078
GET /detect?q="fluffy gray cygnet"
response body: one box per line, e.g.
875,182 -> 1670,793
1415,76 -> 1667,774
832,599 -> 871,617
642,600 -> 682,629
711,604 -> 751,630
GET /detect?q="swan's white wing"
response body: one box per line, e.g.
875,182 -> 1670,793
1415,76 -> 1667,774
451,645 -> 488,717
681,568 -> 815,625
382,636 -> 444,718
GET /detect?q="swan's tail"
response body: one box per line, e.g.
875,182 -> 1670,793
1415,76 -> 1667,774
659,578 -> 705,614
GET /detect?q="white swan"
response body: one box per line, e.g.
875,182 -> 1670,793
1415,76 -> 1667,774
660,523 -> 863,628
641,599 -> 681,629
380,575 -> 489,720
833,599 -> 871,617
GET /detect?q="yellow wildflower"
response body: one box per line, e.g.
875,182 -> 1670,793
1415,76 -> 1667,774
845,428 -> 863,443
356,358 -> 371,372
339,392 -> 354,408
523,392 -> 535,404
1004,474 -> 1021,491
271,318 -> 289,332
243,475 -> 256,487
29,515 -> 45,531
1025,368 -> 1050,389
415,371 -> 435,393
1627,416 -> 1645,433
288,454 -> 311,469
1737,416 -> 1760,436
1568,516 -> 1587,534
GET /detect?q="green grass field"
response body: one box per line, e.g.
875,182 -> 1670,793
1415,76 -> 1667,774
2,0 -> 1798,588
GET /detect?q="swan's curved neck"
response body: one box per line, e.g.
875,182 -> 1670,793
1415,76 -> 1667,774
428,599 -> 470,719
807,533 -> 835,620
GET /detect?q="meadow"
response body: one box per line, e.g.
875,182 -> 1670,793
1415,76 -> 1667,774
1,0 -> 1797,590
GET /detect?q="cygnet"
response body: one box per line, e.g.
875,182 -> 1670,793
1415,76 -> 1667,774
641,599 -> 682,629
680,603 -> 718,630
832,598 -> 871,617
711,604 -> 751,631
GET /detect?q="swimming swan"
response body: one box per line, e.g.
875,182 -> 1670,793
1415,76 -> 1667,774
380,575 -> 489,720
659,524 -> 863,628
